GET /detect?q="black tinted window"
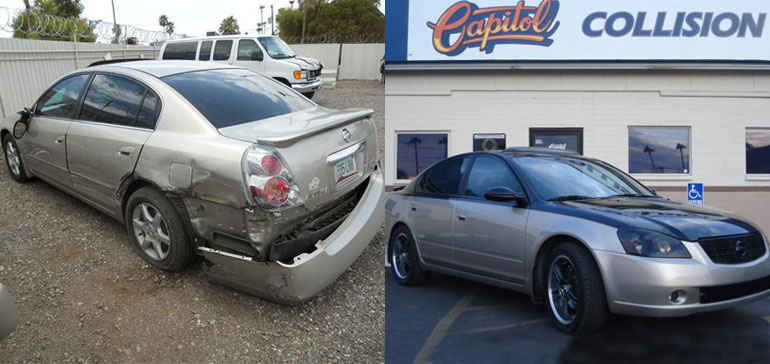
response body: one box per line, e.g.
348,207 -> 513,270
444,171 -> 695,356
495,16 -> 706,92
37,74 -> 89,118
747,129 -> 770,174
136,91 -> 159,128
465,157 -> 522,197
80,74 -> 146,126
213,40 -> 233,61
238,39 -> 262,60
162,69 -> 313,128
198,41 -> 212,60
163,42 -> 197,60
424,157 -> 470,195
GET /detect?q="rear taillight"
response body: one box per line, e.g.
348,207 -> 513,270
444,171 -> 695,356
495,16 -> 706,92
242,145 -> 303,209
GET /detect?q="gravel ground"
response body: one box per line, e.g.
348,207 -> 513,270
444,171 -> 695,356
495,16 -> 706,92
0,81 -> 385,363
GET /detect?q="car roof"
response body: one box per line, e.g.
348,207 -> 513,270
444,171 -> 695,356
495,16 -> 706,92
165,34 -> 276,43
89,60 -> 239,78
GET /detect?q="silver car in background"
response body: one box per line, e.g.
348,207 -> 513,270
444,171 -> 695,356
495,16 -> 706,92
1,60 -> 384,304
0,282 -> 19,340
385,148 -> 770,333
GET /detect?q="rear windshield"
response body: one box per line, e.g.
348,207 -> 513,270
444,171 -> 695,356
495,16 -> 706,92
162,68 -> 314,128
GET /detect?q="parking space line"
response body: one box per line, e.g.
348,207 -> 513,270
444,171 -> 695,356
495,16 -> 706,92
463,303 -> 525,312
452,318 -> 550,335
412,286 -> 479,364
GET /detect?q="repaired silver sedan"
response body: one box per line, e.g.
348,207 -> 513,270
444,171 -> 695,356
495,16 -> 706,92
1,61 -> 384,304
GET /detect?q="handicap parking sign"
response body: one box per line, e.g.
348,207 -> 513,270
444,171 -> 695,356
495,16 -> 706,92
688,183 -> 704,205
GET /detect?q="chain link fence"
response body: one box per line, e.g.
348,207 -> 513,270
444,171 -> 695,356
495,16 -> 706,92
0,6 -> 182,44
281,32 -> 385,44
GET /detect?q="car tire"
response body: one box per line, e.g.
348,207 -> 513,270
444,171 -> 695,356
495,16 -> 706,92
302,91 -> 315,99
2,134 -> 31,183
545,242 -> 609,334
389,225 -> 428,285
125,187 -> 194,272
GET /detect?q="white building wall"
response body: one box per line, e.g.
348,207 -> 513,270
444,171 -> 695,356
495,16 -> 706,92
385,70 -> 770,188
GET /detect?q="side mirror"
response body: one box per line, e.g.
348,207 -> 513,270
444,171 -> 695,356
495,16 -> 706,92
484,187 -> 527,206
251,51 -> 263,61
646,186 -> 658,196
13,108 -> 32,139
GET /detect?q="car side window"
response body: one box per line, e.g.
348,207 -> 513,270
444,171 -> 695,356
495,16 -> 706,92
136,91 -> 159,129
162,42 -> 197,60
198,41 -> 212,61
213,40 -> 233,61
79,74 -> 147,127
237,39 -> 262,60
424,157 -> 471,195
36,74 -> 90,118
464,157 -> 523,198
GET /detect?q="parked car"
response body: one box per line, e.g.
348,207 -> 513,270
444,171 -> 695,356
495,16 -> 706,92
385,148 -> 770,333
1,60 -> 384,304
160,35 -> 323,99
0,282 -> 19,340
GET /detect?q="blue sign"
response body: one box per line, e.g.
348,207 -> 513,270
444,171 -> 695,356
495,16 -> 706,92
688,183 -> 704,205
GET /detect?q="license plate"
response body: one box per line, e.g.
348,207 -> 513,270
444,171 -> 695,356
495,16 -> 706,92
335,155 -> 357,183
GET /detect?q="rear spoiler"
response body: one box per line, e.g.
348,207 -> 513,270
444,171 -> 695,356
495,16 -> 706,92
255,108 -> 374,148
89,58 -> 152,67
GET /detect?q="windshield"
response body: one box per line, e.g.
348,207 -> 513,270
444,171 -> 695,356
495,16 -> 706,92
162,68 -> 313,128
512,155 -> 654,201
258,37 -> 296,59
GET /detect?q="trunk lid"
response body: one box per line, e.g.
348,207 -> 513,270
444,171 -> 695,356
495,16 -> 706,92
219,107 -> 377,210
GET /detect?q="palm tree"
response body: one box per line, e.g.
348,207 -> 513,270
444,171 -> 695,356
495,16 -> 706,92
219,16 -> 240,35
158,15 -> 174,37
643,145 -> 657,171
299,0 -> 322,43
406,136 -> 423,176
676,143 -> 687,172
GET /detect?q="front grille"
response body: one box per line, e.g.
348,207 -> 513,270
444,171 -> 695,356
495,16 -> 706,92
308,69 -> 320,80
700,275 -> 770,303
698,233 -> 766,264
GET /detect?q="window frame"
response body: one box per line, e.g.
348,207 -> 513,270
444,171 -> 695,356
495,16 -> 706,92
212,39 -> 234,61
456,154 -> 530,205
529,127 -> 584,155
73,72 -> 162,130
627,125 -> 692,180
395,131 -> 451,184
33,72 -> 92,120
237,38 -> 264,61
746,127 -> 770,179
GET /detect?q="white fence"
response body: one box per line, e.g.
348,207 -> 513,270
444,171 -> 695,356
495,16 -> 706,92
0,38 -> 383,117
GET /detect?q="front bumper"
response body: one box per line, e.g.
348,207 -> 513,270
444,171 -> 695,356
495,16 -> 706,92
291,79 -> 323,93
596,240 -> 770,317
0,283 -> 20,340
200,167 -> 385,305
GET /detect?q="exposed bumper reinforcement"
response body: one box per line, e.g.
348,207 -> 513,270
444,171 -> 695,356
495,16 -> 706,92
199,166 -> 384,305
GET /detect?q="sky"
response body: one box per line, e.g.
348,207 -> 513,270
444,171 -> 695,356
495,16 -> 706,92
0,0 -> 385,40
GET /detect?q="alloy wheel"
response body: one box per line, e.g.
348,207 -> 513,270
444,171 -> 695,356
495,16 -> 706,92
548,255 -> 580,325
5,141 -> 21,176
391,233 -> 413,280
132,202 -> 171,261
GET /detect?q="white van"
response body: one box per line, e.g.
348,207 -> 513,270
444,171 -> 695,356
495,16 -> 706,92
160,35 -> 323,98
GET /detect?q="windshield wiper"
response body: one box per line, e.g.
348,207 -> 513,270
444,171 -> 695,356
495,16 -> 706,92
547,195 -> 596,202
607,193 -> 647,198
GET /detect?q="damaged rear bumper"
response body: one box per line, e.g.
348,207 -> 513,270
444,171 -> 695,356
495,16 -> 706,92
199,166 -> 385,304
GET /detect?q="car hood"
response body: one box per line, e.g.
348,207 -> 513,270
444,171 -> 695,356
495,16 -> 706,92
541,197 -> 760,241
281,56 -> 322,70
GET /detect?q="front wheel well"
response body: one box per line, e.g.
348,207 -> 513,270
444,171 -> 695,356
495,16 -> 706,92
274,77 -> 291,86
387,222 -> 409,259
1,129 -> 10,147
531,235 -> 593,304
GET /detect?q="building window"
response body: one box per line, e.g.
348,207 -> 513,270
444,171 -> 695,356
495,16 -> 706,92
628,127 -> 690,174
473,134 -> 506,151
397,133 -> 448,180
747,129 -> 770,174
530,128 -> 584,154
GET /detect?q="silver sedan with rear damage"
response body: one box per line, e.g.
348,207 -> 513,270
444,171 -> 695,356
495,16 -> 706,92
1,60 -> 384,304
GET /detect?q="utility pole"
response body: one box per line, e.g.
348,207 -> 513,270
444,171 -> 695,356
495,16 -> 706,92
289,0 -> 294,9
259,5 -> 265,35
111,0 -> 119,43
271,4 -> 274,35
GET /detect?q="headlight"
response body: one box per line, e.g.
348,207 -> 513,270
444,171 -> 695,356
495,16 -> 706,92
617,228 -> 691,258
293,70 -> 307,79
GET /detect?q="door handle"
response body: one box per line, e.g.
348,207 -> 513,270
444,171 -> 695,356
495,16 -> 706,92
54,137 -> 64,144
409,203 -> 417,211
457,214 -> 467,221
117,146 -> 136,157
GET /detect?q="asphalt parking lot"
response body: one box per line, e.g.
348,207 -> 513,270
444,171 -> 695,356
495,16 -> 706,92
386,270 -> 770,364
0,81 -> 385,363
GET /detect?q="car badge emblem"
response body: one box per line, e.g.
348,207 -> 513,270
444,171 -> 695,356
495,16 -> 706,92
342,128 -> 351,142
735,240 -> 747,257
309,177 -> 320,191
